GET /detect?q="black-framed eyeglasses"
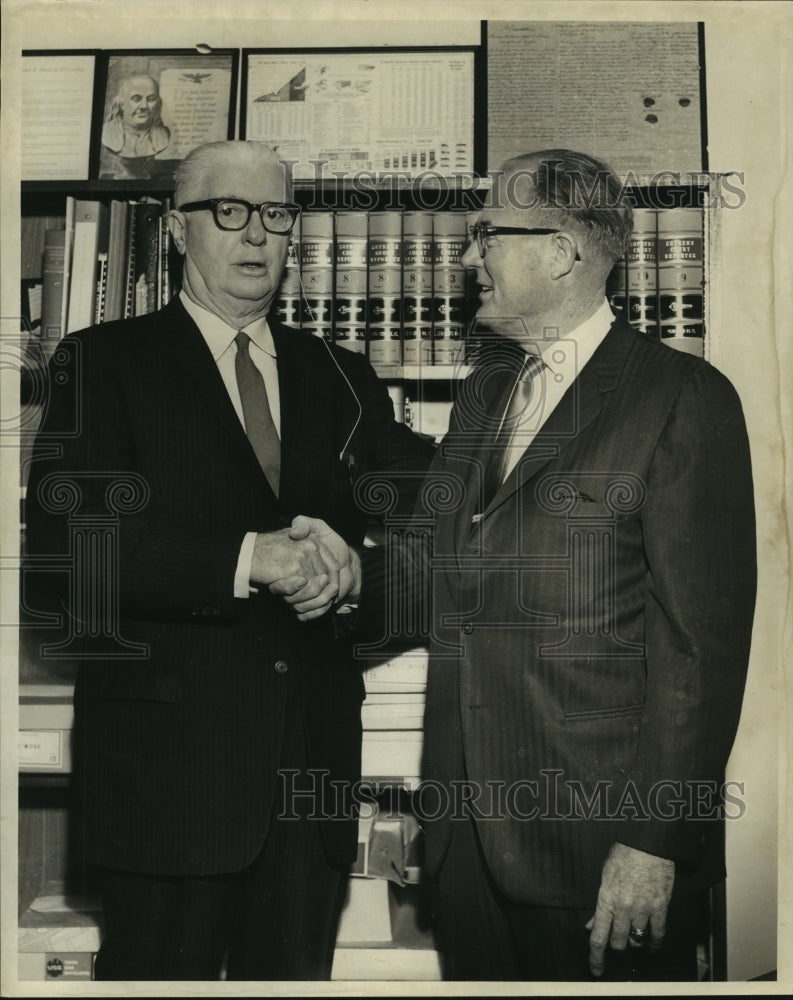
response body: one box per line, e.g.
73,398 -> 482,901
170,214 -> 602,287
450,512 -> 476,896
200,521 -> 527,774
469,223 -> 580,261
177,199 -> 300,234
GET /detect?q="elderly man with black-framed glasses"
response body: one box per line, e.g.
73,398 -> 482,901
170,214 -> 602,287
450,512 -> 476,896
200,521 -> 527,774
24,140 -> 434,981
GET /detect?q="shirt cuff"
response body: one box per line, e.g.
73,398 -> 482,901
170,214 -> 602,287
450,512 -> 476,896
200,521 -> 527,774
235,531 -> 259,598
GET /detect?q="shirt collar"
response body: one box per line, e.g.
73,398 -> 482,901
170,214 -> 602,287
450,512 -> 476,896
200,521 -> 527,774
179,291 -> 276,361
536,299 -> 614,374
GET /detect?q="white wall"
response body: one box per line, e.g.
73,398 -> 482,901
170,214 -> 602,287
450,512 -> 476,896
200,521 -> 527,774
702,9 -> 790,984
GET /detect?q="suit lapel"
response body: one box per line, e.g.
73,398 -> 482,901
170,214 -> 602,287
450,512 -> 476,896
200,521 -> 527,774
270,321 -> 350,506
479,317 -> 637,517
159,298 -> 273,489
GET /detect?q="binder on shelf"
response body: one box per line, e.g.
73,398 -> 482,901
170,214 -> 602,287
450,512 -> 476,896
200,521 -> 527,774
657,207 -> 705,357
58,198 -> 76,337
361,693 -> 426,731
361,730 -> 423,787
274,213 -> 302,329
625,207 -> 659,339
362,648 -> 429,694
606,254 -> 628,313
19,684 -> 75,773
401,212 -> 434,367
334,212 -> 368,354
103,199 -> 130,323
94,252 -> 108,326
431,211 -> 467,366
66,200 -> 108,334
40,230 -> 66,349
158,200 -> 174,311
367,211 -> 403,366
300,212 -> 334,340
21,215 -> 66,281
130,200 -> 163,318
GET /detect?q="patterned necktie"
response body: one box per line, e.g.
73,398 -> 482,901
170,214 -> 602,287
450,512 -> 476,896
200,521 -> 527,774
481,353 -> 545,509
234,331 -> 280,496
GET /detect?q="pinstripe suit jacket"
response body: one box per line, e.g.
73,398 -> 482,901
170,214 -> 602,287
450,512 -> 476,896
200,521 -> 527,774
361,313 -> 756,907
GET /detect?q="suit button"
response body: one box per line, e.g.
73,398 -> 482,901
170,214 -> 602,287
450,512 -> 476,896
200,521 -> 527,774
461,622 -> 474,634
274,660 -> 289,674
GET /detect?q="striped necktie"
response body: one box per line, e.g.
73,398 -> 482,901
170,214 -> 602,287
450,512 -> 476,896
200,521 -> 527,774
481,352 -> 545,509
234,331 -> 280,496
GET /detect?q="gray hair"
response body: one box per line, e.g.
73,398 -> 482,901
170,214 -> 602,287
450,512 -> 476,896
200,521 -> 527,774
499,149 -> 633,263
174,141 -> 294,206
105,73 -> 164,128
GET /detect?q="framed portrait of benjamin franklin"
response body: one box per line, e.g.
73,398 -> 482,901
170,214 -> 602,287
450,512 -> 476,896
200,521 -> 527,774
91,49 -> 239,183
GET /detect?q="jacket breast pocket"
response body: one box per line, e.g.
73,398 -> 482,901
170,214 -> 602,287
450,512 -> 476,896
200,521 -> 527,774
564,702 -> 645,722
532,472 -> 647,522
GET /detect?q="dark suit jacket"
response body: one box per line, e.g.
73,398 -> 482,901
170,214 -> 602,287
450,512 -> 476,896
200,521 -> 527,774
360,314 -> 756,908
24,297 -> 434,877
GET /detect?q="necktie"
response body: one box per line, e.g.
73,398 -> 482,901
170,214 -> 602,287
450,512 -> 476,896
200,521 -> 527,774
481,353 -> 545,509
234,331 -> 280,496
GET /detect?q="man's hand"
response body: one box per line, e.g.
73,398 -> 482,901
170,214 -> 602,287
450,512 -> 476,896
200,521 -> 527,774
269,516 -> 361,621
250,527 -> 340,610
585,842 -> 674,977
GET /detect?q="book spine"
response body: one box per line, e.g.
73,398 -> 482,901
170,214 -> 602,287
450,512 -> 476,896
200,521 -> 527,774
21,215 -> 65,280
625,208 -> 659,338
333,211 -> 368,354
367,211 -> 403,367
103,200 -> 127,323
66,200 -> 109,334
132,201 -> 161,317
58,197 -> 75,337
123,202 -> 136,320
431,211 -> 467,366
606,254 -> 628,315
657,207 -> 705,357
300,212 -> 334,340
94,252 -> 108,326
274,214 -> 301,329
401,211 -> 434,368
40,230 -> 66,352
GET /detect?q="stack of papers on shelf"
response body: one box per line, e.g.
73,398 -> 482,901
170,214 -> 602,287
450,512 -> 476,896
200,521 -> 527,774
18,883 -> 102,981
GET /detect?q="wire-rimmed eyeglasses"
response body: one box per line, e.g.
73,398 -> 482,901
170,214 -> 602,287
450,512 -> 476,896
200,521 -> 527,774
468,222 -> 580,261
177,199 -> 300,234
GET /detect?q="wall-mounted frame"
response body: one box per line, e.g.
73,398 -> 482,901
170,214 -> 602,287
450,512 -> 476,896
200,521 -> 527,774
90,49 -> 239,184
21,51 -> 98,181
241,46 -> 486,182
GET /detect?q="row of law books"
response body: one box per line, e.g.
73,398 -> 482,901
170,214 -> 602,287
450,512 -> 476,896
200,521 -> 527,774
607,206 -> 706,357
275,209 -> 477,368
35,197 -> 176,354
29,203 -> 476,368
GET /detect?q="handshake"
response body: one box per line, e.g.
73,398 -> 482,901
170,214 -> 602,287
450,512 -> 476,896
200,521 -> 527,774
250,515 -> 361,621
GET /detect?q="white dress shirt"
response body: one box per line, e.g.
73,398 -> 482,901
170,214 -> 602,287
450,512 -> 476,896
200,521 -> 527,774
180,291 -> 280,597
501,299 -> 615,481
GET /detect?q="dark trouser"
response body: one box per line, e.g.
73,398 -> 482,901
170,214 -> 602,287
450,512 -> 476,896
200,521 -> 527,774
93,697 -> 348,981
434,815 -> 701,982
